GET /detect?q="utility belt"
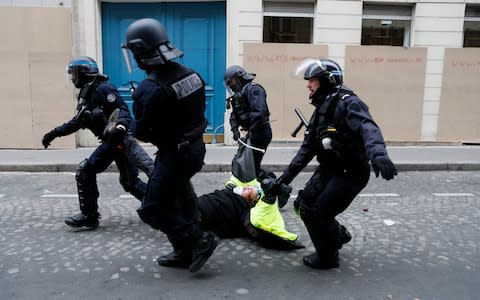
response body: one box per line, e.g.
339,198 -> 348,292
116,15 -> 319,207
177,120 -> 207,150
151,120 -> 206,150
176,135 -> 203,150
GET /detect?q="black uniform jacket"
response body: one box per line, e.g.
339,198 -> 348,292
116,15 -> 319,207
53,82 -> 131,140
282,87 -> 389,182
132,61 -> 207,147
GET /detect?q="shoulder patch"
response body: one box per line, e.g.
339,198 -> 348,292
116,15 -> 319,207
107,93 -> 116,102
171,73 -> 203,99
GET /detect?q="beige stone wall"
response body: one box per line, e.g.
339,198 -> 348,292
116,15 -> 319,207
345,46 -> 427,142
243,43 -> 328,141
437,48 -> 480,143
0,7 -> 74,149
243,43 -> 430,142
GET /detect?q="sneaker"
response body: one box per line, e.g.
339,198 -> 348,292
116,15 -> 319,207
302,251 -> 339,269
65,212 -> 99,229
189,232 -> 219,273
157,251 -> 192,269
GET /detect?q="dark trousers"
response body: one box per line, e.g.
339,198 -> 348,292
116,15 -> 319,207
76,135 -> 152,214
137,138 -> 206,251
247,124 -> 272,176
298,163 -> 370,255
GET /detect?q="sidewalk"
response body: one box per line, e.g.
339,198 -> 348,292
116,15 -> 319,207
1,143 -> 479,172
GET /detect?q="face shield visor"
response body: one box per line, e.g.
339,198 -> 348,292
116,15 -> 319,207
121,45 -> 134,74
65,65 -> 72,88
65,66 -> 81,88
292,58 -> 327,80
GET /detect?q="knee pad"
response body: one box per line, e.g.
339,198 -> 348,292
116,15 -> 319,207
76,159 -> 92,184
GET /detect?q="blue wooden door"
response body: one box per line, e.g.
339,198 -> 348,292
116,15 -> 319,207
101,2 -> 226,134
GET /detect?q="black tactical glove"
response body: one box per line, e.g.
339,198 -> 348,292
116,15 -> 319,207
107,125 -> 126,147
42,130 -> 58,149
261,177 -> 279,205
277,182 -> 293,209
232,129 -> 240,141
372,156 -> 397,180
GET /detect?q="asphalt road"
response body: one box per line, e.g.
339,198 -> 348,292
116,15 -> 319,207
0,171 -> 479,300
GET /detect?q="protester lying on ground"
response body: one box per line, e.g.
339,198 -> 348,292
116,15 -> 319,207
158,170 -> 305,268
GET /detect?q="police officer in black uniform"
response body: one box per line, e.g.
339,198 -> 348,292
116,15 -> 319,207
122,18 -> 218,273
42,56 -> 154,229
224,66 -> 272,178
277,59 -> 397,269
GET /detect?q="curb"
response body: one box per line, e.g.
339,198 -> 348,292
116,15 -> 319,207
1,163 -> 480,173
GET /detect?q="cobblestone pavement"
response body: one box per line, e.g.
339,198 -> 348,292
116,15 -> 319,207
0,171 -> 479,300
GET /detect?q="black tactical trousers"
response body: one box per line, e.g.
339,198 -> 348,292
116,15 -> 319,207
76,135 -> 153,214
137,137 -> 206,251
298,163 -> 370,256
247,125 -> 272,176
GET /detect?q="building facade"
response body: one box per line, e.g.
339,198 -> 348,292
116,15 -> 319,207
0,0 -> 479,148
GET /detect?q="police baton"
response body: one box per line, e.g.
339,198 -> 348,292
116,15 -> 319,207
291,108 -> 309,137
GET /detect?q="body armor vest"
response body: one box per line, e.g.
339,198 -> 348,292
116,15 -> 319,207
231,83 -> 253,128
146,64 -> 207,145
310,88 -> 365,159
75,82 -> 108,137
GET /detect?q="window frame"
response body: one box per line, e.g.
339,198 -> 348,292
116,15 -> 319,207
463,5 -> 480,47
361,3 -> 414,47
262,1 -> 315,44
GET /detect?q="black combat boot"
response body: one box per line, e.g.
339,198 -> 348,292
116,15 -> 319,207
337,225 -> 352,249
65,212 -> 100,229
157,251 -> 192,269
303,250 -> 339,269
189,231 -> 219,273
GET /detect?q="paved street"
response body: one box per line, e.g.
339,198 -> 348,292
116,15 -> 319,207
0,171 -> 479,300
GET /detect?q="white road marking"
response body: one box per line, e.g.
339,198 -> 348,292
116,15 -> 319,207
40,194 -> 77,198
290,193 -> 401,198
359,193 -> 400,197
432,193 -> 475,197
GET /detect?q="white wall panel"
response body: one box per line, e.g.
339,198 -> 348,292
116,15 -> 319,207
423,100 -> 441,115
317,0 -> 362,14
415,17 -> 465,31
415,3 -> 466,17
424,87 -> 442,101
427,46 -> 446,60
425,60 -> 444,74
415,31 -> 463,47
238,26 -> 263,42
316,28 -> 361,44
424,74 -> 443,88
316,14 -> 362,29
421,115 -> 439,141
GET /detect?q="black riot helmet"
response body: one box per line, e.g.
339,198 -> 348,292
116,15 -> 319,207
67,56 -> 101,88
302,59 -> 343,94
122,18 -> 183,70
224,65 -> 256,93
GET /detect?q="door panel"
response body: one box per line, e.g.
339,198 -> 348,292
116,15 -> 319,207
101,2 -> 226,133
